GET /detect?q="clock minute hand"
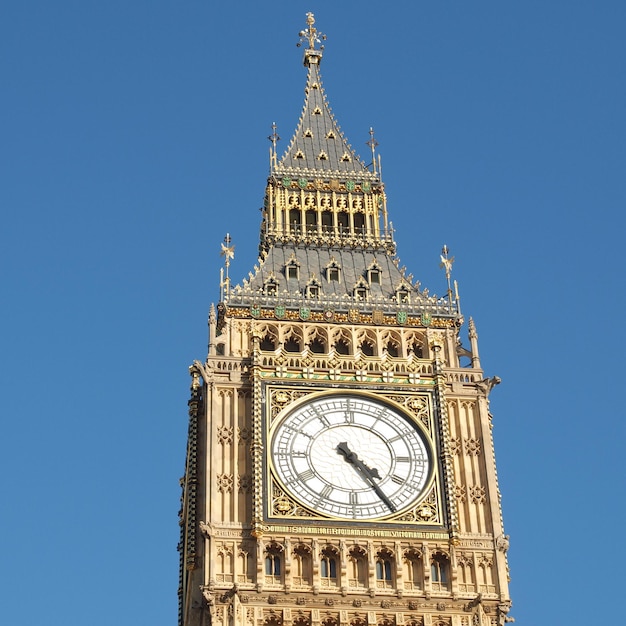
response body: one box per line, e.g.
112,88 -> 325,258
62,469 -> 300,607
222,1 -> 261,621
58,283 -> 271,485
336,442 -> 396,513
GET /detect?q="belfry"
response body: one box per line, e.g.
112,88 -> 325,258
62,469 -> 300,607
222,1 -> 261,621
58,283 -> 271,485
179,13 -> 513,626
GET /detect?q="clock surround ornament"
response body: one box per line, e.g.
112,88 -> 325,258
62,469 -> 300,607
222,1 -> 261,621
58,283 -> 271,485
269,392 -> 434,521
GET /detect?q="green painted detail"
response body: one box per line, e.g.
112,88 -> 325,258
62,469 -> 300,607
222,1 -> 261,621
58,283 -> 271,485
274,305 -> 286,319
250,304 -> 261,318
421,312 -> 432,326
282,177 -> 292,187
362,181 -> 371,192
298,178 -> 308,189
396,311 -> 408,324
299,306 -> 311,321
346,180 -> 355,191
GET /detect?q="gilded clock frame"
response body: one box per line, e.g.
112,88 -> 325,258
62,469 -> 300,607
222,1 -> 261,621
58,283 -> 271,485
261,382 -> 448,530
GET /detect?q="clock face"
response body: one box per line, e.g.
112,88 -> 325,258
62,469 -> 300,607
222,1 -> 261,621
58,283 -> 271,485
270,394 -> 432,520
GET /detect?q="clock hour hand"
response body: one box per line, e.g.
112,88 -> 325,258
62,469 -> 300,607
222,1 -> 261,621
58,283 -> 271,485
336,442 -> 396,512
336,441 -> 381,478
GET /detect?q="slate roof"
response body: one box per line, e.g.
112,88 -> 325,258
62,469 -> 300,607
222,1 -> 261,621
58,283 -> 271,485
275,54 -> 369,176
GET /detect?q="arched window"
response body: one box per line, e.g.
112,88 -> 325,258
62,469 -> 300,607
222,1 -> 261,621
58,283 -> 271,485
354,212 -> 365,233
376,548 -> 394,588
285,337 -> 301,352
238,549 -> 253,584
265,543 -> 283,584
386,340 -> 399,357
292,544 -> 312,586
403,548 -> 423,591
320,546 -> 338,587
410,341 -> 424,358
290,208 -> 301,231
260,330 -> 277,351
457,555 -> 475,593
309,337 -> 326,353
283,328 -> 303,353
360,340 -> 375,357
335,338 -> 350,355
431,552 -> 450,591
348,546 -> 368,588
376,560 -> 392,581
305,209 -> 317,232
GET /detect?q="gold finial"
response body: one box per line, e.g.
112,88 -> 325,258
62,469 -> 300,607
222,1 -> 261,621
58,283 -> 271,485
297,12 -> 326,51
220,233 -> 235,300
439,244 -> 455,309
366,127 -> 379,174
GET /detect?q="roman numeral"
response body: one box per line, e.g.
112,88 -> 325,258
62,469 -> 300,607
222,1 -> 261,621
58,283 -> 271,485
299,469 -> 315,481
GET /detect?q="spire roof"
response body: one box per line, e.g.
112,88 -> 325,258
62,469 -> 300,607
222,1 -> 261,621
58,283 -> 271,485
273,13 -> 371,177
219,14 -> 461,323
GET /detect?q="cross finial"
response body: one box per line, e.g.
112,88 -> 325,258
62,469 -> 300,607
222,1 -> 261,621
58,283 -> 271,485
297,13 -> 326,51
268,122 -> 280,148
268,122 -> 280,169
439,244 -> 455,309
366,127 -> 379,174
220,233 -> 235,300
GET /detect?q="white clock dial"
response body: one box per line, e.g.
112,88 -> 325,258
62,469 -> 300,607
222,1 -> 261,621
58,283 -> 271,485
270,394 -> 432,520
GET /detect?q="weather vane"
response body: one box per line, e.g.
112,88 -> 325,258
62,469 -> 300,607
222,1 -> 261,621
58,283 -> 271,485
297,12 -> 326,50
220,233 -> 235,300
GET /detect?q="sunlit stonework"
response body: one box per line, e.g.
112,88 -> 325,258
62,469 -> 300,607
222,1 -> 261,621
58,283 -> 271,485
179,14 -> 513,626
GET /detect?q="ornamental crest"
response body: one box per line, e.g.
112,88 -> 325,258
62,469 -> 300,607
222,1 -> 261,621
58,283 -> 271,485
372,309 -> 384,325
323,308 -> 335,321
362,181 -> 371,192
250,303 -> 261,318
421,311 -> 432,326
274,305 -> 286,319
346,180 -> 355,191
299,306 -> 311,321
330,179 -> 340,191
298,177 -> 308,189
396,310 -> 408,324
281,176 -> 292,187
347,308 -> 360,323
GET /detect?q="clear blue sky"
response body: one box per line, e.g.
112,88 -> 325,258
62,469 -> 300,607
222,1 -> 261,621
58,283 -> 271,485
2,2 -> 625,624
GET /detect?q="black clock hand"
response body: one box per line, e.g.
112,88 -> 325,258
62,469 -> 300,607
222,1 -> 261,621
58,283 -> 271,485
336,442 -> 381,478
336,442 -> 396,512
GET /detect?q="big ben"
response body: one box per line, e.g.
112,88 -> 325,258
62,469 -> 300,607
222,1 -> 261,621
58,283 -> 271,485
179,13 -> 513,626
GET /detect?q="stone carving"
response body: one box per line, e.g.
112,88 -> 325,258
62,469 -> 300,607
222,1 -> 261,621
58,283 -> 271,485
217,425 -> 234,445
238,427 -> 251,442
217,474 -> 234,493
476,376 -> 501,397
469,485 -> 486,504
496,535 -> 510,553
464,438 -> 481,456
449,437 -> 462,456
238,474 -> 253,493
455,485 -> 467,503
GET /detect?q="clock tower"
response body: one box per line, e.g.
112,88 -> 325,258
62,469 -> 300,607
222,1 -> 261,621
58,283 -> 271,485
179,13 -> 513,626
